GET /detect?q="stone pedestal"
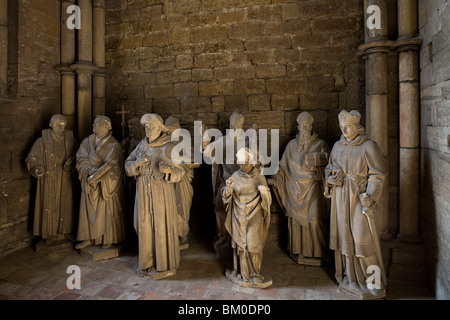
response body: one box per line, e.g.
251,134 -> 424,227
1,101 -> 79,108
290,254 -> 322,267
338,282 -> 386,300
79,244 -> 123,261
225,268 -> 272,289
137,268 -> 177,280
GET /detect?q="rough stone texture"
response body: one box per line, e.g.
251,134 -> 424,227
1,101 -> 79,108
0,0 -> 61,257
105,0 -> 365,147
419,0 -> 450,300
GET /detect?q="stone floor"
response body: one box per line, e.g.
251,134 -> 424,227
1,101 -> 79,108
0,231 -> 434,301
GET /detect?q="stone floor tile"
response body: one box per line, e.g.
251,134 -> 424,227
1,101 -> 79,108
161,282 -> 188,297
203,287 -> 234,300
0,265 -> 18,279
95,284 -> 126,299
0,281 -> 22,295
74,281 -> 109,297
116,289 -> 147,300
10,284 -> 41,298
26,288 -> 62,300
304,289 -> 332,300
51,292 -> 83,300
77,295 -> 107,300
276,287 -> 306,300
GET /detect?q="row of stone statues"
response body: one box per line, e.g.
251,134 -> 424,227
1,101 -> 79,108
25,109 -> 387,299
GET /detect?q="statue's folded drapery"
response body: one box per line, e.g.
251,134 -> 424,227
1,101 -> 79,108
76,133 -> 125,246
26,129 -> 78,239
125,134 -> 185,272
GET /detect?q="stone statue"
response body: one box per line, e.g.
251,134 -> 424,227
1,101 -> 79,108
165,115 -> 195,248
75,115 -> 126,250
222,147 -> 272,288
121,117 -> 146,243
125,113 -> 186,280
325,110 -> 387,299
122,117 -> 146,158
270,112 -> 330,266
202,112 -> 246,259
25,114 -> 78,245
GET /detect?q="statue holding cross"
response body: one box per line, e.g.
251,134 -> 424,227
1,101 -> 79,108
116,105 -> 130,142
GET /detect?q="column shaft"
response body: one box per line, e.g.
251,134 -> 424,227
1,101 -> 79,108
93,0 -> 106,117
398,48 -> 420,242
76,0 -> 93,140
397,0 -> 421,243
365,50 -> 390,237
61,0 -> 76,130
363,0 -> 391,238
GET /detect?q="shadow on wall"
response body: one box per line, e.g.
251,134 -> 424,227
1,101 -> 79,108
420,149 -> 437,299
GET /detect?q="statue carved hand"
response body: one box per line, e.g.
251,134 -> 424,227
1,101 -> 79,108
63,163 -> 72,172
159,162 -> 172,174
226,178 -> 234,191
137,156 -> 150,168
34,167 -> 44,178
87,167 -> 97,176
87,175 -> 98,186
360,193 -> 373,208
325,165 -> 343,186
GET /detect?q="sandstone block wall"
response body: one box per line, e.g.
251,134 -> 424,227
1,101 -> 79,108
104,0 -> 365,148
0,0 -> 61,257
419,0 -> 450,299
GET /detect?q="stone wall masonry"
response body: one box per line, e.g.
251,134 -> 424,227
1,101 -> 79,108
419,0 -> 450,299
0,0 -> 61,257
105,0 -> 365,145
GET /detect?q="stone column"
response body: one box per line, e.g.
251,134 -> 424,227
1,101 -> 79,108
397,0 -> 421,243
0,0 -> 7,98
92,0 -> 106,117
59,0 -> 76,131
71,0 -> 97,140
363,0 -> 391,238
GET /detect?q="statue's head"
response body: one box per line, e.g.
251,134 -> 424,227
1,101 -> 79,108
338,110 -> 364,141
165,115 -> 181,134
49,114 -> 67,138
229,112 -> 245,130
140,113 -> 168,142
296,112 -> 314,135
93,115 -> 112,139
127,118 -> 145,140
236,147 -> 257,174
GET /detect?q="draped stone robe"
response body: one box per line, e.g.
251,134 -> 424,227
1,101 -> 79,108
176,165 -> 194,242
203,133 -> 247,252
125,134 -> 185,272
272,134 -> 329,259
76,133 -> 125,246
326,134 -> 386,289
26,129 -> 78,239
222,168 -> 271,279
